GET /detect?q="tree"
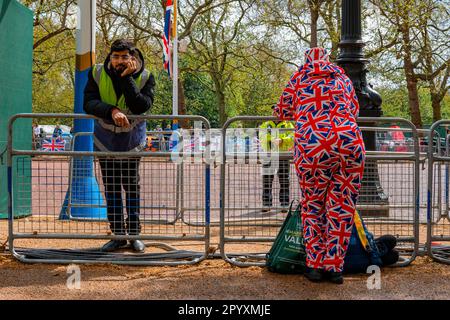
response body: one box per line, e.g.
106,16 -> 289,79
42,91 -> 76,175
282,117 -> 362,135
371,0 -> 450,127
184,0 -> 255,125
20,0 -> 76,117
22,0 -> 449,128
308,0 -> 326,47
371,0 -> 426,127
414,0 -> 450,122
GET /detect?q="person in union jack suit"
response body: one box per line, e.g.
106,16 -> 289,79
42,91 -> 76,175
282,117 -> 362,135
273,47 -> 365,284
84,39 -> 156,253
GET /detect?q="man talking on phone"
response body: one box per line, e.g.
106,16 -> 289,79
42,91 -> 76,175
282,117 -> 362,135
84,39 -> 156,252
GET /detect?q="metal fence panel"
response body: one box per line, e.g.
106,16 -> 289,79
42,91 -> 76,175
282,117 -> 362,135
427,121 -> 450,264
5,113 -> 429,267
220,116 -> 420,267
7,113 -> 211,265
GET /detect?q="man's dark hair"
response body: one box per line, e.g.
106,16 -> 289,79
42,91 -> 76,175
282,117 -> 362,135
110,39 -> 136,54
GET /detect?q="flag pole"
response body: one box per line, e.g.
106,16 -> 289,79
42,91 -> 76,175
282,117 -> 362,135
172,0 -> 178,130
60,0 -> 106,220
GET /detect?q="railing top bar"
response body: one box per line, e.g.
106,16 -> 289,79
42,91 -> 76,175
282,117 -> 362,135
221,127 -> 428,134
357,117 -> 416,125
359,126 -> 422,133
222,116 -> 277,130
222,116 -> 417,130
429,119 -> 450,132
71,127 -> 433,138
146,130 -> 178,135
221,116 -> 421,160
73,131 -> 181,136
427,120 -> 450,156
11,150 -> 208,157
9,113 -> 423,132
8,113 -> 211,129
9,113 -> 208,120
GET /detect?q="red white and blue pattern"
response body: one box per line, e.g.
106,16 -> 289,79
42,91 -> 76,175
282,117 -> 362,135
274,47 -> 365,273
162,0 -> 173,78
42,138 -> 65,152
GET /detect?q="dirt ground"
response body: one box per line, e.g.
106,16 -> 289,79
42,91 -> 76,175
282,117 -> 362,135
1,158 -> 450,300
1,252 -> 450,300
1,220 -> 450,300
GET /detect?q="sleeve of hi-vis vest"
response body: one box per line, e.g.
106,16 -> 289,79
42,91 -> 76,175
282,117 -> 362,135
280,123 -> 294,151
83,67 -> 116,120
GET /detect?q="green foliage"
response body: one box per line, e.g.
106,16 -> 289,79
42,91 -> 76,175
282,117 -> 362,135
183,72 -> 219,127
24,0 -> 449,129
379,87 -> 450,126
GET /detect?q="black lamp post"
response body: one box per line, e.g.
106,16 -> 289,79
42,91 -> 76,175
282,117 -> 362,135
336,0 -> 389,216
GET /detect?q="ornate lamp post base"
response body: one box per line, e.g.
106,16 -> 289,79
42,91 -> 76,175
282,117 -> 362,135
336,0 -> 389,217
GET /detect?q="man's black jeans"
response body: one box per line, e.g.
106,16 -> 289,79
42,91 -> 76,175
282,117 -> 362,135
98,157 -> 141,235
262,159 -> 290,207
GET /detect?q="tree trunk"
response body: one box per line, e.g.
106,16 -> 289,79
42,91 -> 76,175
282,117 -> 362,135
217,90 -> 227,127
404,63 -> 422,128
402,26 -> 422,128
430,85 -> 442,123
177,77 -> 189,129
309,0 -> 319,47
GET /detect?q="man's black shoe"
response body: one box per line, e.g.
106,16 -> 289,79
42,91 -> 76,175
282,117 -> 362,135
324,271 -> 344,284
101,240 -> 127,252
304,267 -> 323,282
130,240 -> 145,253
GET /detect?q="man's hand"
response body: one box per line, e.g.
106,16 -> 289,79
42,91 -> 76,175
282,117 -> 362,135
111,108 -> 130,127
120,57 -> 137,77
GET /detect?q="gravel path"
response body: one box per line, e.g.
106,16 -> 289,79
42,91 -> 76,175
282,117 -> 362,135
2,158 -> 449,300
1,254 -> 449,300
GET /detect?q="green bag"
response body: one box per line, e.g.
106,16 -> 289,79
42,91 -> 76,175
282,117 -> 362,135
266,202 -> 306,274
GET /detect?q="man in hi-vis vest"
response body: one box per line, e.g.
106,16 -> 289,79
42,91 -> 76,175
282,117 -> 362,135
84,39 -> 155,252
259,119 -> 294,213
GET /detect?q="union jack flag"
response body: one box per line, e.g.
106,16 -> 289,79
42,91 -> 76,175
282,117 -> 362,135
162,0 -> 173,78
42,138 -> 65,152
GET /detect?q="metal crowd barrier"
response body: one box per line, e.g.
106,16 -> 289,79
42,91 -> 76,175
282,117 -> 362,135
7,113 -> 211,265
220,116 -> 420,267
427,120 -> 450,264
177,128 -> 296,227
66,130 -> 183,225
5,113 -> 438,268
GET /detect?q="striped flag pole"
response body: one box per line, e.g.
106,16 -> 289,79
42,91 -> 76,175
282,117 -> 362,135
60,0 -> 106,220
74,0 -> 95,139
172,0 -> 179,131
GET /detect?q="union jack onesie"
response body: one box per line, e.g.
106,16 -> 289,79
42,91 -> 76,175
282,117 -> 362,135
273,47 -> 365,273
